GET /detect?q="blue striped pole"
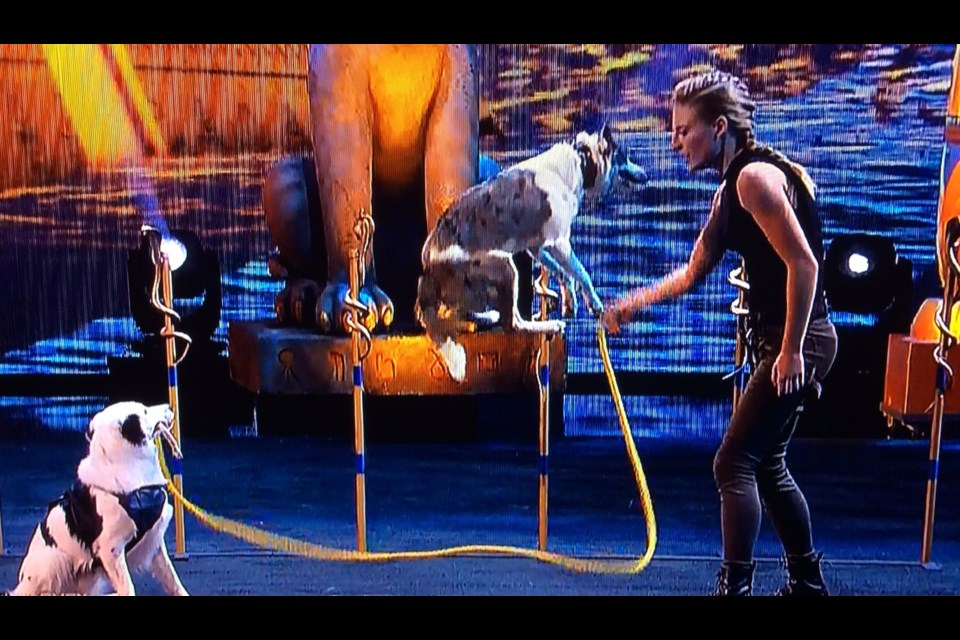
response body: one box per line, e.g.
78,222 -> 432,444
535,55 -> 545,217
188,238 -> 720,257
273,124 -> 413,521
160,252 -> 187,558
537,266 -> 550,551
349,247 -> 367,553
924,46 -> 960,567
923,328 -> 947,567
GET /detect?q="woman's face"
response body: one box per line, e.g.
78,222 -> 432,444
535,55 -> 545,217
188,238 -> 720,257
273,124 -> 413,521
671,102 -> 722,172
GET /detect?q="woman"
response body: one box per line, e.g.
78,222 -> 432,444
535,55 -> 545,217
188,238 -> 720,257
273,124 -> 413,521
602,71 -> 837,596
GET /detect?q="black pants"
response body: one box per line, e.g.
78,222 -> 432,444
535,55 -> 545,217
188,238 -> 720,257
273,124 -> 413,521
713,315 -> 838,563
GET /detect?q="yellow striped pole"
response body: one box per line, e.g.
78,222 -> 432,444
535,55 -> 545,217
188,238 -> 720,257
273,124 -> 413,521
345,210 -> 375,553
349,244 -> 367,553
924,44 -> 960,567
536,267 -> 554,551
924,296 -> 950,567
160,250 -> 187,558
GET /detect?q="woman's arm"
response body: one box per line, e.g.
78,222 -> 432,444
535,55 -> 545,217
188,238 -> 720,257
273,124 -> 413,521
736,162 -> 819,395
603,186 -> 727,333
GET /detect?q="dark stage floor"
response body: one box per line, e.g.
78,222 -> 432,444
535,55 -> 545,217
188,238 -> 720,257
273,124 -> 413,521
1,429 -> 958,596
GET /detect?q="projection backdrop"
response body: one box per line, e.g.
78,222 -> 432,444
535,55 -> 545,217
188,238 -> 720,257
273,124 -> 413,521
0,44 -> 954,434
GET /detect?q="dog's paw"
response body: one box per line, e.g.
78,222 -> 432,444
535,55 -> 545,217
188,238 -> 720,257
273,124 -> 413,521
585,289 -> 605,317
542,319 -> 566,335
514,319 -> 566,335
468,309 -> 501,328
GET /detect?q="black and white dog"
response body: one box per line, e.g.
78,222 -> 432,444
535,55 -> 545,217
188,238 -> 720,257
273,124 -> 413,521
6,402 -> 189,596
416,124 -> 647,381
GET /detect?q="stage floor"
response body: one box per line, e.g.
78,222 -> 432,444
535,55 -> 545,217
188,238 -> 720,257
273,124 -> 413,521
1,433 -> 957,596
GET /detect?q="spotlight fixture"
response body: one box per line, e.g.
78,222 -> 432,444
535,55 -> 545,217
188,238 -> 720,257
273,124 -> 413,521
111,227 -> 247,438
824,233 -> 911,319
127,228 -> 222,345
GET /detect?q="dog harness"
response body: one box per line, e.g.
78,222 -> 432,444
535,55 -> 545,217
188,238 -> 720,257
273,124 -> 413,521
118,485 -> 169,551
45,481 -> 168,553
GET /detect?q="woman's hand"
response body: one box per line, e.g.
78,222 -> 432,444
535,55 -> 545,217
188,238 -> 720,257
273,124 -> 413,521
601,301 -> 633,335
771,350 -> 805,396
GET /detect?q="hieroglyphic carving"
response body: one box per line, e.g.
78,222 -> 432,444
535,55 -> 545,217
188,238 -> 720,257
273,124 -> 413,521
376,353 -> 397,380
478,351 -> 500,374
329,350 -> 346,382
278,349 -> 296,383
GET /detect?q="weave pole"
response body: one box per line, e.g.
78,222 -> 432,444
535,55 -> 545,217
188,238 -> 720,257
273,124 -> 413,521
142,225 -> 190,558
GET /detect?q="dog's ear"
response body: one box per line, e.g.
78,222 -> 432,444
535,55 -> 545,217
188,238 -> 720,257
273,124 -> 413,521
600,123 -> 616,153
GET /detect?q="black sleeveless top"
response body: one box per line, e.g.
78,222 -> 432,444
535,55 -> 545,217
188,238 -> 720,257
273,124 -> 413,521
717,147 -> 829,326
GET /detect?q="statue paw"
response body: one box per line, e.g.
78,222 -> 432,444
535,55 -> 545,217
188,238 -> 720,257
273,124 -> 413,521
274,278 -> 321,325
318,280 -> 395,334
266,252 -> 288,279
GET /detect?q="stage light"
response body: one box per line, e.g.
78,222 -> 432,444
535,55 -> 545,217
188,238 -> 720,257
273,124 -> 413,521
127,228 -> 222,345
824,233 -> 911,317
162,236 -> 188,272
847,253 -> 870,275
111,227 -> 245,438
808,235 -> 914,440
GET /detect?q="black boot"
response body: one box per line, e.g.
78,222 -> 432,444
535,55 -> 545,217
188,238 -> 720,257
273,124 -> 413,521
710,560 -> 756,596
776,551 -> 829,596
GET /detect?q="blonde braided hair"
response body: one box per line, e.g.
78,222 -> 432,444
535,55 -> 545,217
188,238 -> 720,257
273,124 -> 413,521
673,71 -> 817,199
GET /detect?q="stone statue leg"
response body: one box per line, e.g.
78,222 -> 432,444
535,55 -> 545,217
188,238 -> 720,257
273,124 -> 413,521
262,156 -> 325,324
308,44 -> 383,333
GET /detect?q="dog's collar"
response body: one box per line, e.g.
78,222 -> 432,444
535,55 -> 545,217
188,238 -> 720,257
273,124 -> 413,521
575,144 -> 598,190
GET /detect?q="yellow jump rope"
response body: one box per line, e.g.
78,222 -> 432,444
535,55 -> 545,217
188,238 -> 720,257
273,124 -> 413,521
157,320 -> 657,574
